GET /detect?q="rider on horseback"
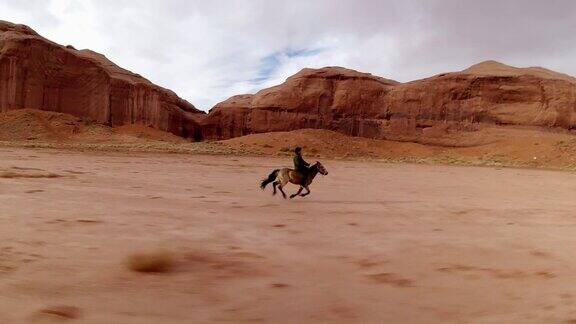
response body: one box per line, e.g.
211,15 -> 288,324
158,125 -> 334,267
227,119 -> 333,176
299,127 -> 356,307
293,147 -> 310,185
260,148 -> 328,199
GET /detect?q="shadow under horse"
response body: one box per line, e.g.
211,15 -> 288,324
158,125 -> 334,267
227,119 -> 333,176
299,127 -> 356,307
260,161 -> 328,199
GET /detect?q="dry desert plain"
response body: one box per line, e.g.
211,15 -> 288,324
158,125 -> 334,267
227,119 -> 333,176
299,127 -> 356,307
2,147 -> 576,323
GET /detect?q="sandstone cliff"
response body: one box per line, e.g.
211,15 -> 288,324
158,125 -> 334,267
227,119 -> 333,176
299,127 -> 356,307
201,67 -> 400,140
385,61 -> 576,133
202,61 -> 576,141
4,19 -> 576,143
0,20 -> 204,139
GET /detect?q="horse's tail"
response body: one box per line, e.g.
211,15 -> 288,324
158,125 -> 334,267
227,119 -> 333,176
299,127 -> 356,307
260,169 -> 280,189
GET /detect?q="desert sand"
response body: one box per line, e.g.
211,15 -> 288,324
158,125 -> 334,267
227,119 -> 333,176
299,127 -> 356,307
2,147 -> 576,323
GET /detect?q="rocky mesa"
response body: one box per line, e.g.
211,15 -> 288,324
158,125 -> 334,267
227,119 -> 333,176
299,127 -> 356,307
0,20 -> 204,139
202,61 -> 576,142
201,67 -> 400,140
3,20 -> 576,144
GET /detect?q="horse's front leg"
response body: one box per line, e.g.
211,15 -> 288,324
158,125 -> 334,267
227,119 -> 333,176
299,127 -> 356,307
290,186 -> 303,199
300,186 -> 311,197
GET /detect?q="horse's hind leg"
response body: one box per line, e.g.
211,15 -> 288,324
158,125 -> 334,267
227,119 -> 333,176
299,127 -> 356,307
290,187 -> 303,199
272,181 -> 279,195
278,185 -> 287,199
276,175 -> 289,199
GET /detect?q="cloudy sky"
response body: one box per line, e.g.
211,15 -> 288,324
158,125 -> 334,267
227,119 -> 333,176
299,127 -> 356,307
2,0 -> 576,110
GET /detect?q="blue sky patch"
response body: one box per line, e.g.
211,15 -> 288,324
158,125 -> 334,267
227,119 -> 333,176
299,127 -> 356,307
249,47 -> 324,85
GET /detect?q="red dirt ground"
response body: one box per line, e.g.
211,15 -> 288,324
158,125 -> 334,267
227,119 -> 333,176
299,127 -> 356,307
2,148 -> 576,322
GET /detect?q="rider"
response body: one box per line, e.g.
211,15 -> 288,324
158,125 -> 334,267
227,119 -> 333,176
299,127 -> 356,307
293,146 -> 310,184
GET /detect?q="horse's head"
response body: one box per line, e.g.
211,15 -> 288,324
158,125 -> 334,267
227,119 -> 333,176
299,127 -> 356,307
315,161 -> 328,175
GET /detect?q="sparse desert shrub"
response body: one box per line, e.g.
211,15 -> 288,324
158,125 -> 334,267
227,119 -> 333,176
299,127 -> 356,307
127,249 -> 175,273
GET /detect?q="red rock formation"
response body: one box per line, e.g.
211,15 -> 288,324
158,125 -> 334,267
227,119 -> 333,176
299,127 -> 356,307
202,61 -> 576,141
4,19 -> 575,142
385,61 -> 576,133
201,67 -> 400,140
0,20 -> 204,138
201,94 -> 253,140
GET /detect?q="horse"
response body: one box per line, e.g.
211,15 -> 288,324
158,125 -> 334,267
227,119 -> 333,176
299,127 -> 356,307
260,161 -> 328,199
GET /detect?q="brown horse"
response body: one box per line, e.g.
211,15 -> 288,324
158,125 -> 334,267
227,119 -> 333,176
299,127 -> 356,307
260,161 -> 328,199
